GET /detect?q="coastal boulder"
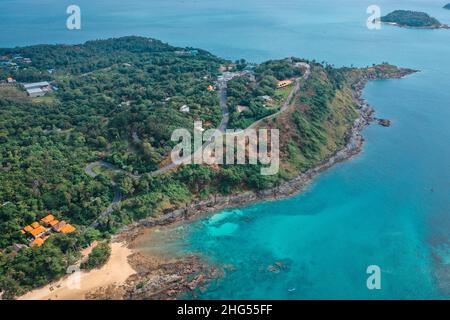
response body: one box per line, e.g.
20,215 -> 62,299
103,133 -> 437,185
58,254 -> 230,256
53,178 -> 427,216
377,119 -> 392,127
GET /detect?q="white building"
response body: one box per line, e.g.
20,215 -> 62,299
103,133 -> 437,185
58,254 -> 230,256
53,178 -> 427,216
23,81 -> 51,97
180,105 -> 190,113
237,105 -> 249,113
26,88 -> 46,98
23,82 -> 50,90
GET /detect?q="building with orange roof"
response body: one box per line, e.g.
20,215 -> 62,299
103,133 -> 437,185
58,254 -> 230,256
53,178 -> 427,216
41,214 -> 55,224
31,221 -> 40,229
31,238 -> 44,247
207,85 -> 216,92
51,220 -> 76,234
19,215 -> 76,248
30,236 -> 49,247
277,80 -> 293,88
49,219 -> 59,227
52,221 -> 67,233
29,225 -> 46,238
60,224 -> 76,234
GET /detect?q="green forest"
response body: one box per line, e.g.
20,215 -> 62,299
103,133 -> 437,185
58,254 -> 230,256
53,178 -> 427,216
0,37 -> 226,297
381,10 -> 443,27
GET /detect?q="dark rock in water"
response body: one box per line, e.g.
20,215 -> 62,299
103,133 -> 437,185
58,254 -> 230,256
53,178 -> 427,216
378,119 -> 392,127
187,274 -> 205,290
267,265 -> 280,273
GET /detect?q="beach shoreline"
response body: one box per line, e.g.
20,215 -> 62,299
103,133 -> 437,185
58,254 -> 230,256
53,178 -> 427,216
382,21 -> 450,29
18,242 -> 135,300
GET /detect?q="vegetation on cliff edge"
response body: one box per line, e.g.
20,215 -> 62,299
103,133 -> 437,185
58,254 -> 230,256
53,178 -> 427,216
381,10 -> 443,28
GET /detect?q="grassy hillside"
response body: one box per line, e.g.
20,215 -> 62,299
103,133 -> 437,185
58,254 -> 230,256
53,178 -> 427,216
255,63 -> 359,179
226,59 -> 303,129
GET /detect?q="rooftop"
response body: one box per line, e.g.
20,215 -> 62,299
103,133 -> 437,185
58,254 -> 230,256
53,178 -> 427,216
20,214 -> 76,248
26,88 -> 45,94
31,236 -> 49,247
23,82 -> 50,89
53,221 -> 67,232
277,80 -> 293,88
31,222 -> 40,229
41,214 -> 55,224
29,225 -> 46,237
60,224 -> 76,234
49,219 -> 59,226
31,238 -> 44,247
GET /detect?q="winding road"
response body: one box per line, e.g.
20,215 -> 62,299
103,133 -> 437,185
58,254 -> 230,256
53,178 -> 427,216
84,161 -> 124,227
85,63 -> 310,226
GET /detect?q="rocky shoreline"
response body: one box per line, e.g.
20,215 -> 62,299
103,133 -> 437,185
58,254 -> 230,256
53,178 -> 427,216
108,67 -> 417,299
382,21 -> 450,30
85,252 -> 222,300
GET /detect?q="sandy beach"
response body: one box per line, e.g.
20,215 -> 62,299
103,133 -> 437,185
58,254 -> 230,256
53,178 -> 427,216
18,242 -> 135,300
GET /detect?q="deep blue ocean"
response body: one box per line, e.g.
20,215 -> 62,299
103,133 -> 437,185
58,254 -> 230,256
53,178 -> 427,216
1,0 -> 449,299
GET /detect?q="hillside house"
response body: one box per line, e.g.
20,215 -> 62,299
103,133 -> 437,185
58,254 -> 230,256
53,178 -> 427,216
277,80 -> 293,88
23,81 -> 52,97
259,95 -> 273,102
237,105 -> 249,113
31,236 -> 49,247
52,221 -> 76,234
20,214 -> 76,248
22,222 -> 47,239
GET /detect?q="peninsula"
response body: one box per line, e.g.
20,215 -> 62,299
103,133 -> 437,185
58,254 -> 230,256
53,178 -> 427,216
0,36 -> 416,299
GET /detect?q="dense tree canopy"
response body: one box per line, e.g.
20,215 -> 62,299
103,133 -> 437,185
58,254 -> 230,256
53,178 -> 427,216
381,10 -> 442,27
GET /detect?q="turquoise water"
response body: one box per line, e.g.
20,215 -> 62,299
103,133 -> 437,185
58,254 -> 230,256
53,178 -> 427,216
1,0 -> 449,299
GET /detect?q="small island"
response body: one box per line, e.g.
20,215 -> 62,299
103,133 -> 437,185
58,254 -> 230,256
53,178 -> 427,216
381,10 -> 449,29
